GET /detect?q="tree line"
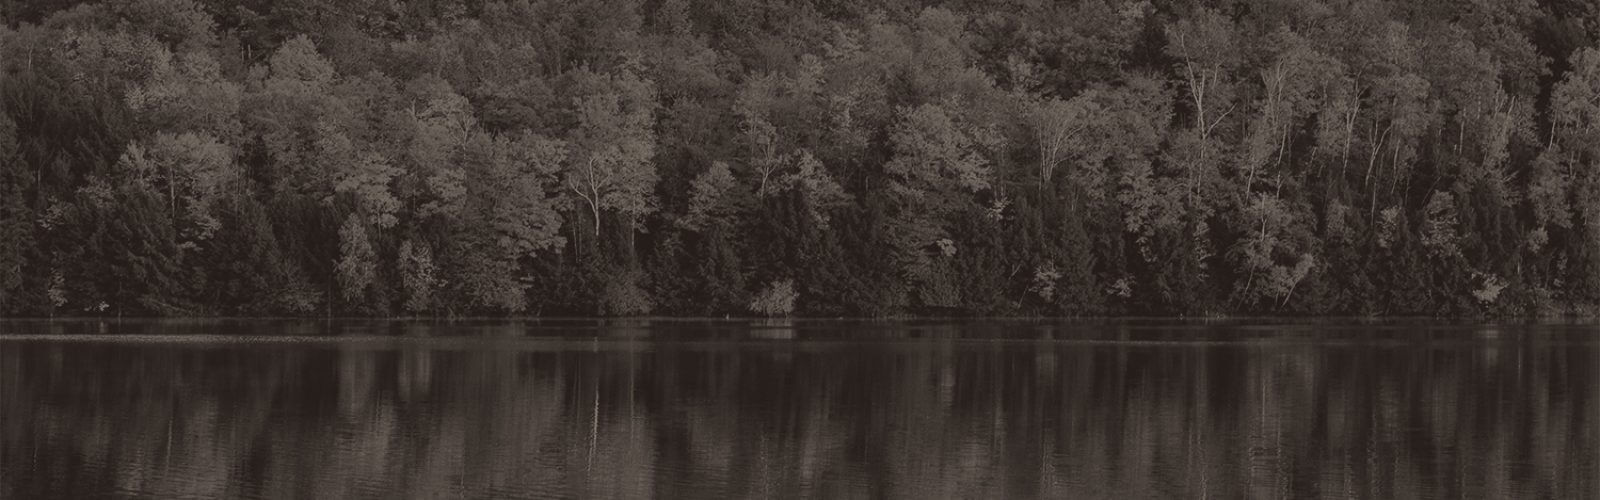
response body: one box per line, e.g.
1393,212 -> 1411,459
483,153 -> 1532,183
2,0 -> 1600,317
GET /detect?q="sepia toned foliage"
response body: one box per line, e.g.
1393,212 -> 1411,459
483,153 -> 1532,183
0,0 -> 1596,316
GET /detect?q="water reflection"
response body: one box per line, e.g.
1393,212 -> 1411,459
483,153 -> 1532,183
2,321 -> 1597,498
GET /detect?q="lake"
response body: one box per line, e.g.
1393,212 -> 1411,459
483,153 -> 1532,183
1,319 -> 1596,498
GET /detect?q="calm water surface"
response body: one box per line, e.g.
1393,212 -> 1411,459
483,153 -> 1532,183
1,319 -> 1596,499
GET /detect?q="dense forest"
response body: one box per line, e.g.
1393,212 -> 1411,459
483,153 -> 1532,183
1,0 -> 1599,317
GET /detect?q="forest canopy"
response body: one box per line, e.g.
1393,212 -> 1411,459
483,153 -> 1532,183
2,0 -> 1600,317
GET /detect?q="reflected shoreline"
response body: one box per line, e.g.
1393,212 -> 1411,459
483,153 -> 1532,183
3,321 -> 1597,499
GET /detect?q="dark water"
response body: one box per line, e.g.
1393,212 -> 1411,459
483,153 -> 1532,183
2,319 -> 1597,499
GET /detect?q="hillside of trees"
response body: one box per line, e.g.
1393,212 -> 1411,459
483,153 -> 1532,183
2,0 -> 1600,317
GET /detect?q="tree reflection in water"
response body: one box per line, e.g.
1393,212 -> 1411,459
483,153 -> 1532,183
1,320 -> 1596,498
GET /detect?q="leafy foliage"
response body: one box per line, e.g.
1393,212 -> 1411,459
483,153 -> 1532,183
0,0 -> 1594,317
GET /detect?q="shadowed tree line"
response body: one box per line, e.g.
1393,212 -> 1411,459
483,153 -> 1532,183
4,0 -> 1600,317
